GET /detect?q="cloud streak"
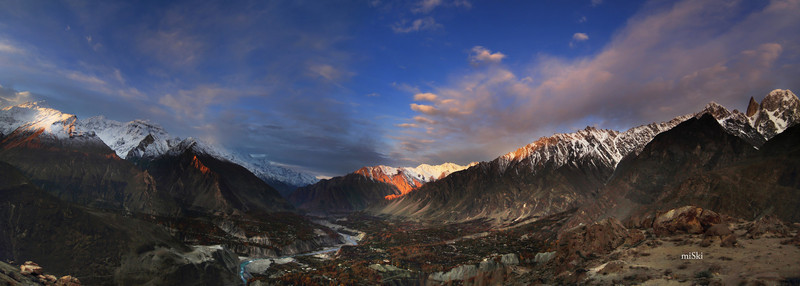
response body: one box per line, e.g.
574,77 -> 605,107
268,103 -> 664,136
392,17 -> 442,33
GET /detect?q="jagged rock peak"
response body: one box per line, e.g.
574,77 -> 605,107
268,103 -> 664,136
746,96 -> 759,117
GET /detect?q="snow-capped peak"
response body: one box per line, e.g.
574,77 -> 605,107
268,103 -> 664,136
357,162 -> 473,184
493,89 -> 800,177
78,116 -> 178,159
75,114 -> 319,188
355,162 -> 473,200
230,154 -> 319,187
748,89 -> 800,140
0,101 -> 79,138
497,115 -> 691,174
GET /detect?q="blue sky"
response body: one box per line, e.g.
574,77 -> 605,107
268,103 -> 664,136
1,0 -> 798,177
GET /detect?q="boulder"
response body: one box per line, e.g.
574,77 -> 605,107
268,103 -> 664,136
500,253 -> 519,265
20,261 -> 43,276
652,206 -> 721,236
534,251 -> 556,264
38,274 -> 57,284
428,264 -> 478,282
554,218 -> 642,271
55,275 -> 81,286
746,216 -> 791,239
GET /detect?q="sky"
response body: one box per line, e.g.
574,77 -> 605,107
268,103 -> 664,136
0,0 -> 799,178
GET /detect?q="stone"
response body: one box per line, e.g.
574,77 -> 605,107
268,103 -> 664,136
20,261 -> 42,276
55,275 -> 81,286
500,253 -> 519,265
534,251 -> 556,264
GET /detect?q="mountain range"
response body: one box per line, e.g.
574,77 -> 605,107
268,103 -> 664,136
289,162 -> 474,213
0,101 -> 344,284
370,89 -> 800,223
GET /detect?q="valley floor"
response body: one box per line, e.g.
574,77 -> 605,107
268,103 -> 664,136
243,211 -> 800,286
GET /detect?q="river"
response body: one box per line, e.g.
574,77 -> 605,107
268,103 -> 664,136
238,225 -> 360,284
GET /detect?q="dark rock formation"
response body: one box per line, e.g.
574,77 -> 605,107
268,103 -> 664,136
290,173 -> 401,213
746,96 -> 759,117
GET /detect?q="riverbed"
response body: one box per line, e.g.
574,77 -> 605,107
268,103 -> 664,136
238,223 -> 361,284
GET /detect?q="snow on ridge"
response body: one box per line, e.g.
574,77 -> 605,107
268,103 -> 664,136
0,101 -> 79,138
78,116 -> 178,159
493,89 -> 799,177
357,162 -> 472,186
496,116 -> 691,175
0,102 -> 320,188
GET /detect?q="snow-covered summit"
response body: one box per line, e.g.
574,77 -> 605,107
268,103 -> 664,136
692,89 -> 800,146
358,162 -> 473,184
750,89 -> 800,139
230,154 -> 319,188
355,162 -> 473,200
77,115 -> 320,187
77,116 -> 179,159
496,115 -> 690,175
0,101 -> 79,138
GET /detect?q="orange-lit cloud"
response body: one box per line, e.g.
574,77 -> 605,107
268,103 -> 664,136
410,103 -> 439,115
470,46 -> 506,64
413,92 -> 438,102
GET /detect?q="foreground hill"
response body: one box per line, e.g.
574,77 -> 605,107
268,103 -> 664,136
0,161 -> 239,285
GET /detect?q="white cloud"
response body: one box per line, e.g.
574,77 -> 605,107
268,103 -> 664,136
573,33 -> 589,41
410,103 -> 439,115
591,0 -> 603,7
579,16 -> 588,23
392,17 -> 442,33
0,85 -> 34,107
470,46 -> 506,64
309,64 -> 353,82
413,92 -> 438,102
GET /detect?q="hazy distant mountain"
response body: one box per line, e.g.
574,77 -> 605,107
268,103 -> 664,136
75,114 -> 318,194
375,89 -> 800,223
289,162 -> 473,213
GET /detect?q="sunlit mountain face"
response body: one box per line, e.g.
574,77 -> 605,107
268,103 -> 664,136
1,1 -> 799,285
